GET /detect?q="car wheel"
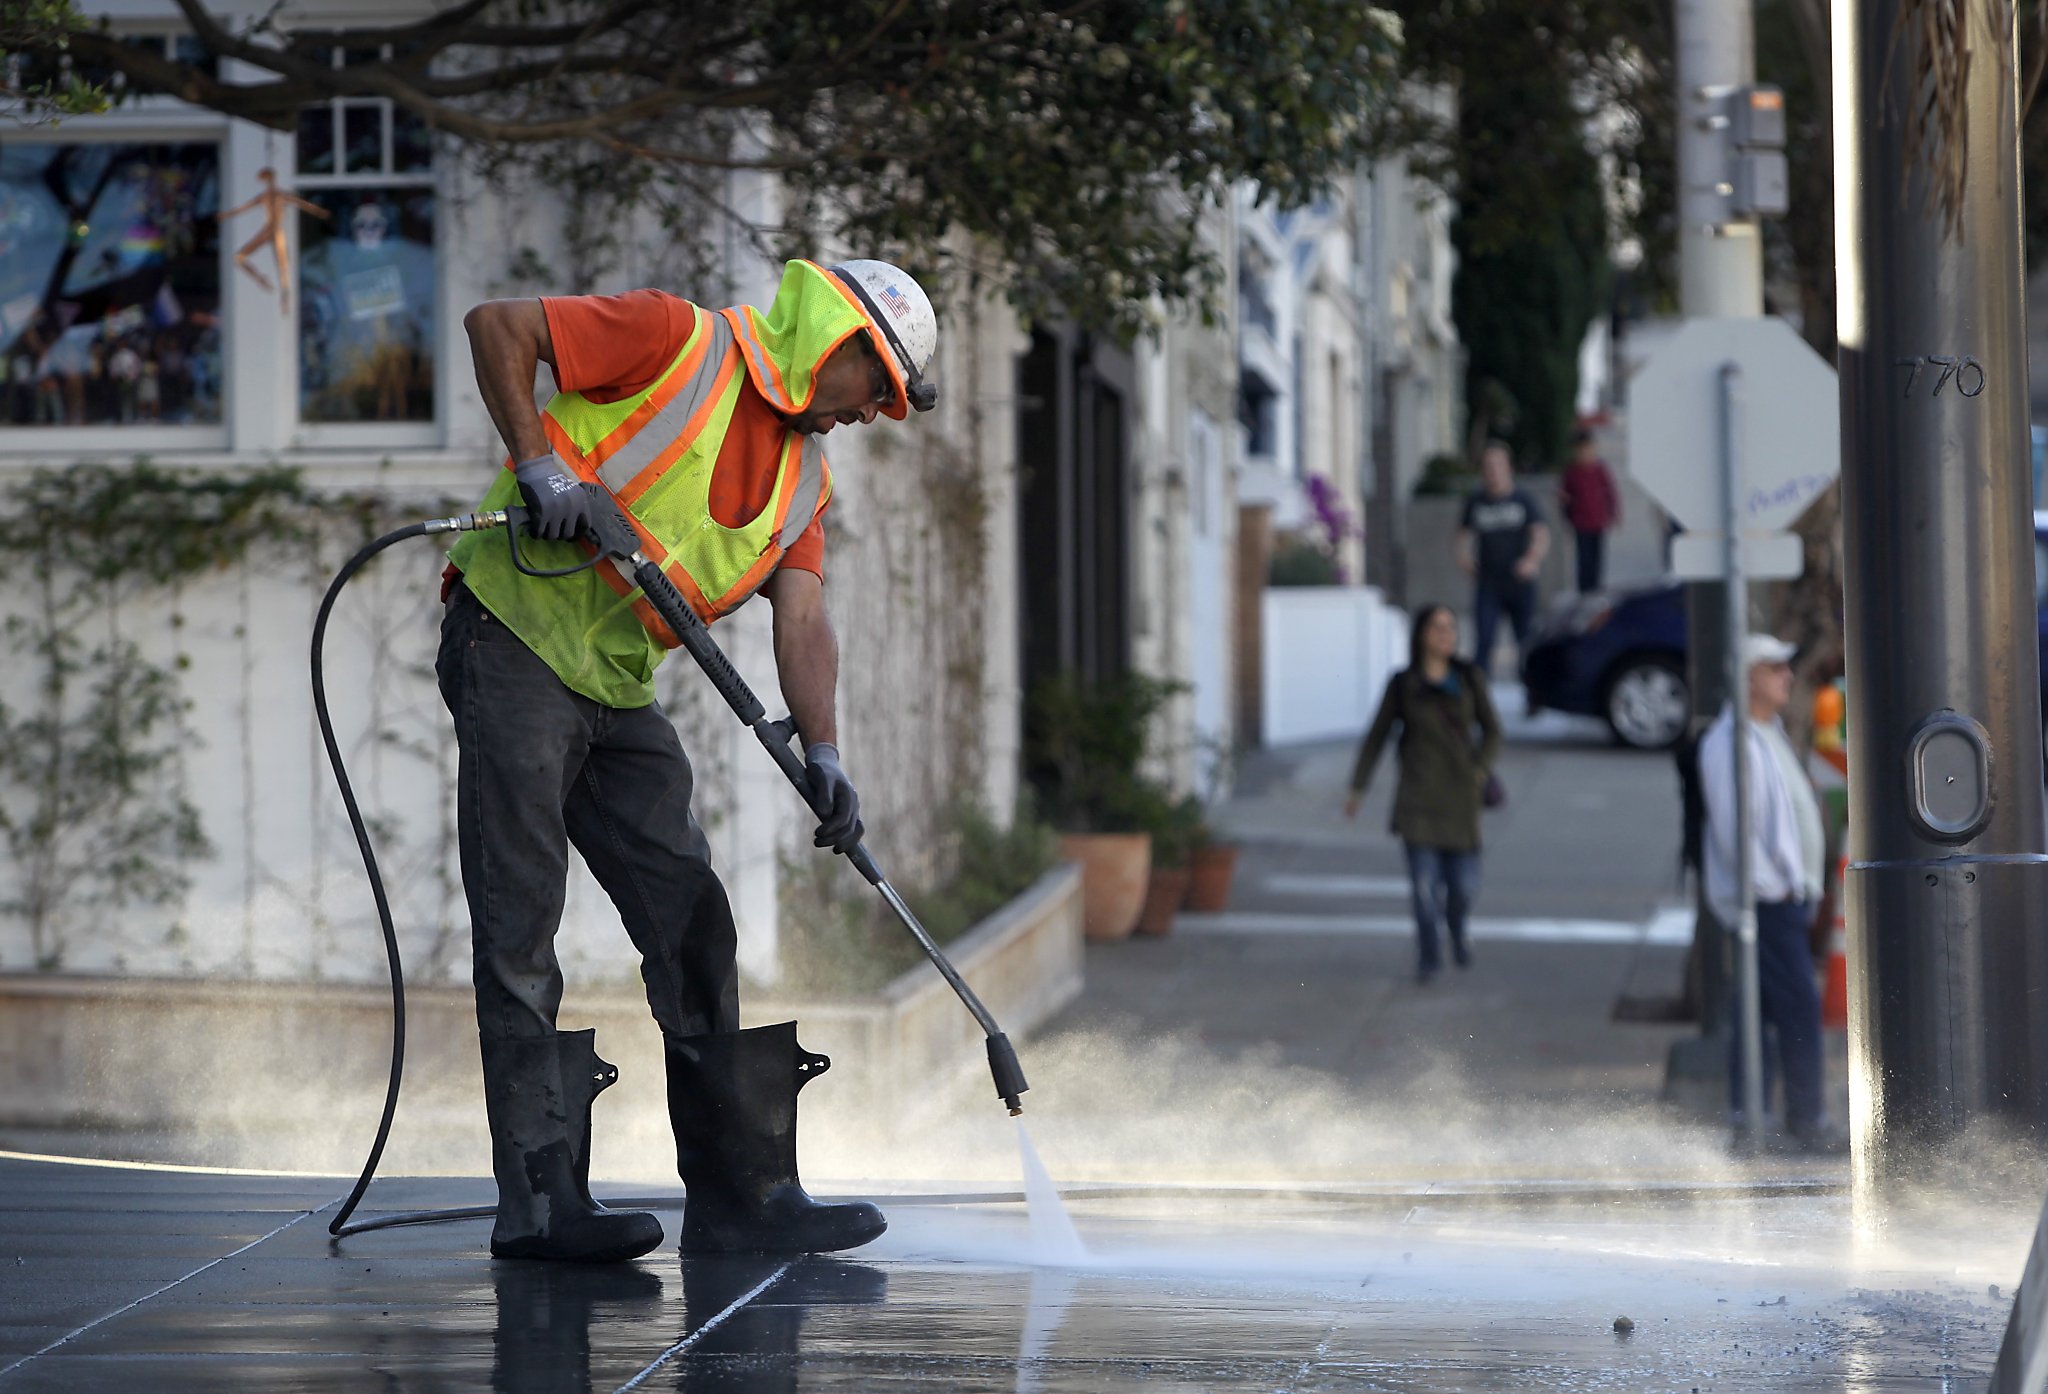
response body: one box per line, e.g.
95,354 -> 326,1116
1604,656 -> 1690,750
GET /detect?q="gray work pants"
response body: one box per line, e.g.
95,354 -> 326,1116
435,579 -> 740,1042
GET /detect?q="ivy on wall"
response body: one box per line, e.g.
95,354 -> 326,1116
0,459 -> 466,976
0,462 -> 312,969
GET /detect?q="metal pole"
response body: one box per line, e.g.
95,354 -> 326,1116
1720,362 -> 1765,1142
1675,0 -> 1763,319
1666,0 -> 1763,1103
1835,0 -> 2048,1191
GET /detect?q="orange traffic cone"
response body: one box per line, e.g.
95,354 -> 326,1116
1821,854 -> 1849,1029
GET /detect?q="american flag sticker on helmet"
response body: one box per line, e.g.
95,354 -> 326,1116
879,283 -> 912,318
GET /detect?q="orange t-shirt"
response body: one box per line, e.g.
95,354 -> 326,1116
540,288 -> 825,579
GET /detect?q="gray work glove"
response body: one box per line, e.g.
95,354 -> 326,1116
802,743 -> 864,855
514,450 -> 592,542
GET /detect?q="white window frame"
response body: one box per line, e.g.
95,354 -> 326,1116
287,41 -> 443,450
0,112 -> 233,459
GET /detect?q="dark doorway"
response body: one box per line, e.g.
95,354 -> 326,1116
1016,325 -> 1135,699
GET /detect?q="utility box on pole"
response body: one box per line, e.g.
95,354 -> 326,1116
1835,0 -> 2048,1191
1724,87 -> 1789,218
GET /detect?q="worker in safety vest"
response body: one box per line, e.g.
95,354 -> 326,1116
440,259 -> 937,1263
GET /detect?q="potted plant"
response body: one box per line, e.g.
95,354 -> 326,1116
1181,738 -> 1240,913
1135,793 -> 1202,936
1024,672 -> 1181,941
1182,820 -> 1240,912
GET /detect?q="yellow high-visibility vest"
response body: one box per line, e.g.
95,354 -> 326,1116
449,262 -> 874,708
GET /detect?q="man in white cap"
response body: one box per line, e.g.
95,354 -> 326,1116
438,259 -> 938,1263
1698,633 -> 1840,1153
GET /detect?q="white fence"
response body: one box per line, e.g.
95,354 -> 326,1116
1261,585 -> 1411,746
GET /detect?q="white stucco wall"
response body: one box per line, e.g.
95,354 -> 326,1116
0,13 -> 1029,988
1130,201 -> 1241,800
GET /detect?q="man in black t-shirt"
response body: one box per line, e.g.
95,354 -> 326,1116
1455,441 -> 1550,678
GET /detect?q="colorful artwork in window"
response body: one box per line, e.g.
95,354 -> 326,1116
0,142 -> 223,427
297,188 -> 435,423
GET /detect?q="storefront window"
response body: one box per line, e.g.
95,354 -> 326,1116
294,42 -> 436,426
296,188 -> 435,423
0,142 -> 223,427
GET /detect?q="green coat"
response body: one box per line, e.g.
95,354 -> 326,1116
1348,663 -> 1503,853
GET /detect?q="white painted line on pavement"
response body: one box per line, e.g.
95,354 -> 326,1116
0,1204 -> 331,1380
1176,911 -> 1695,946
615,1260 -> 795,1391
1261,873 -> 1413,899
1643,902 -> 1697,944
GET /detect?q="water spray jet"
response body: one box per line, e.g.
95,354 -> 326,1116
312,491 -> 1031,1238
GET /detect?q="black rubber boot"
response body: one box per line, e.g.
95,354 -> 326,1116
481,1030 -> 665,1262
664,1022 -> 887,1254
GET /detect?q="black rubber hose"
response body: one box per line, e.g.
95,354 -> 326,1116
311,520 -> 429,1238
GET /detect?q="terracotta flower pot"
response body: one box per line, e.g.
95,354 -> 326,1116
1058,833 -> 1153,941
1135,866 -> 1192,937
1182,842 -> 1240,912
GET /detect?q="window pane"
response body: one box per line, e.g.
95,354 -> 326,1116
297,188 -> 435,423
342,102 -> 385,175
296,106 -> 335,175
392,104 -> 433,173
0,142 -> 223,427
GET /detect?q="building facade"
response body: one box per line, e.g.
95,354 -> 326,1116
1229,156 -> 1464,744
0,2 -> 1250,986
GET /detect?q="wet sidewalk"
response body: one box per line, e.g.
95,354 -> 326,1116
0,1151 -> 2025,1392
0,713 -> 2026,1390
1029,710 -> 1825,1186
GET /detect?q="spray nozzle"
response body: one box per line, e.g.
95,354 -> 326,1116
987,1032 -> 1029,1116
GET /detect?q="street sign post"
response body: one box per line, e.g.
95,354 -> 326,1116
1717,363 -> 1767,1146
1630,317 -> 1836,1150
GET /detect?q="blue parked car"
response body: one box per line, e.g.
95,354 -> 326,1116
1524,509 -> 2048,749
1521,583 -> 1690,748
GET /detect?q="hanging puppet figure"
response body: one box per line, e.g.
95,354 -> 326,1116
220,167 -> 329,315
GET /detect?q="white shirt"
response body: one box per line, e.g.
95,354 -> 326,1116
1698,703 -> 1826,924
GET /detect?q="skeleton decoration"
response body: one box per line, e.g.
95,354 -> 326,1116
220,167 -> 329,316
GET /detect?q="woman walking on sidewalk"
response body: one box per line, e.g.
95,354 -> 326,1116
1344,605 -> 1505,983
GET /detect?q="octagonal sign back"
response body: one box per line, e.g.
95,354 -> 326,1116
1626,317 -> 1839,535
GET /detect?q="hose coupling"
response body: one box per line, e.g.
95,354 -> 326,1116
423,509 -> 510,535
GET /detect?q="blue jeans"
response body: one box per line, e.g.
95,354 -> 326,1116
436,580 -> 741,1043
1574,529 -> 1605,593
1472,578 -> 1537,677
1726,898 -> 1824,1132
1405,844 -> 1481,973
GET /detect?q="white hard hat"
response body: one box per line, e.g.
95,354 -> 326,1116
829,259 -> 938,415
1742,633 -> 1797,668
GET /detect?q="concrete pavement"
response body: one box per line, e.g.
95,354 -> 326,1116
1051,697 -> 1704,1138
0,704 -> 2032,1390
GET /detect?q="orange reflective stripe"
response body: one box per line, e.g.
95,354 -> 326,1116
727,311 -> 793,411
777,438 -> 827,549
583,327 -> 715,472
717,548 -> 785,615
541,417 -> 597,479
590,523 -> 719,641
616,350 -> 742,506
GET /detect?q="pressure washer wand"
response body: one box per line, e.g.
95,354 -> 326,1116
533,492 -> 1030,1116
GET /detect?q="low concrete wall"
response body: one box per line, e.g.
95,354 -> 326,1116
0,865 -> 1083,1179
1261,585 -> 1410,745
